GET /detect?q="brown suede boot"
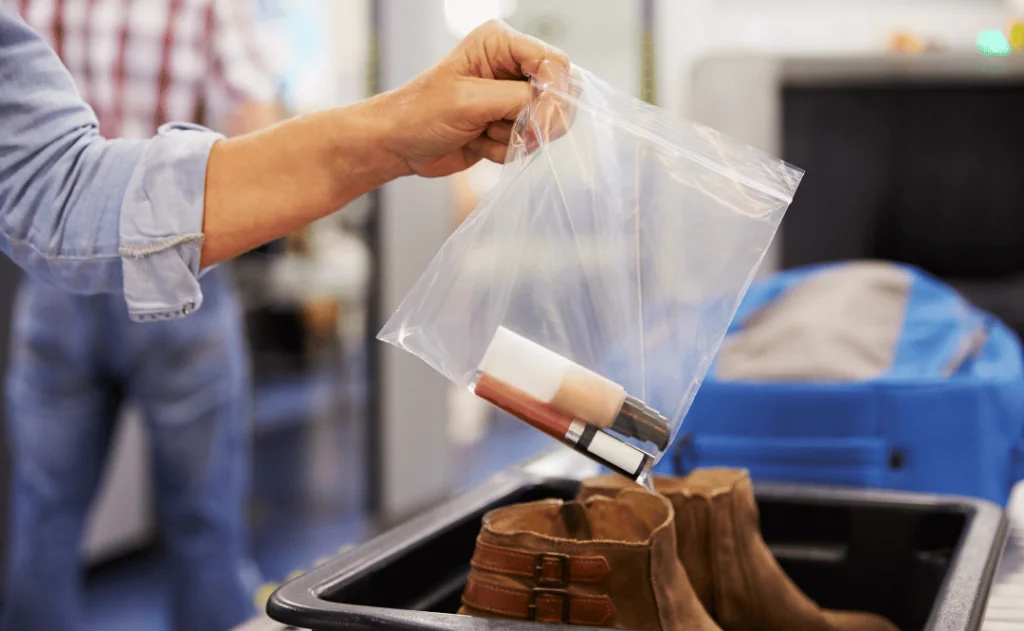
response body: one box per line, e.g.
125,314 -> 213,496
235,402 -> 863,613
579,470 -> 899,631
458,488 -> 721,631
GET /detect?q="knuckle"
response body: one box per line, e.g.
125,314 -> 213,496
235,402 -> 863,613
479,19 -> 507,34
468,19 -> 504,41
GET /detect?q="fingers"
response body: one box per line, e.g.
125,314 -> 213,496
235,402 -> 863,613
462,20 -> 570,88
528,88 -> 574,145
507,35 -> 571,90
458,77 -> 569,153
485,120 -> 514,144
467,135 -> 511,164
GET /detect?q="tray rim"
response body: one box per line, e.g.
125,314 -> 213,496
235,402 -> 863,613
267,469 -> 1008,631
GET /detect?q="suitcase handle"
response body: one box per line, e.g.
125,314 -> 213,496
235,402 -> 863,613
672,433 -> 889,488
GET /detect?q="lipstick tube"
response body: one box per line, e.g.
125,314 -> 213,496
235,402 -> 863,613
473,372 -> 653,481
477,326 -> 671,450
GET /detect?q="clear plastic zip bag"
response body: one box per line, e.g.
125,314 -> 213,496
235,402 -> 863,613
379,65 -> 803,488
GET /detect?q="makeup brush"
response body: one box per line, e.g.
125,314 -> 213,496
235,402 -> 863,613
477,326 -> 671,450
473,371 -> 653,482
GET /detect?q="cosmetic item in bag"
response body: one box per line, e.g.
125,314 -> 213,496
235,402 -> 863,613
473,372 -> 653,481
473,327 -> 668,482
478,327 -> 671,449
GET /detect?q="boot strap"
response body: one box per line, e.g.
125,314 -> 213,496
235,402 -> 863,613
462,577 -> 613,625
471,540 -> 611,585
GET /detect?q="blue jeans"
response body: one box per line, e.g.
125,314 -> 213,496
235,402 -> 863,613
1,268 -> 259,631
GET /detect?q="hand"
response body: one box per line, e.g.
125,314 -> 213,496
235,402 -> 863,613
201,22 -> 569,267
374,20 -> 570,179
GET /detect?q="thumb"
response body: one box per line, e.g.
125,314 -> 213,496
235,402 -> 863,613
458,76 -> 532,126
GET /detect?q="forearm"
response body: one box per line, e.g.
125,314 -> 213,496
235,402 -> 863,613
201,97 -> 404,267
225,101 -> 283,136
1,12 -> 563,319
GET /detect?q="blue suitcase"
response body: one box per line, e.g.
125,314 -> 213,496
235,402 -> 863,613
653,263 -> 1024,505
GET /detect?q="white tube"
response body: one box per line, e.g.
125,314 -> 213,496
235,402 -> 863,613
477,327 -> 571,402
478,326 -> 628,429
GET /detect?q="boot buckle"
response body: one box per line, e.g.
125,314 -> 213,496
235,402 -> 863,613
533,552 -> 571,586
527,587 -> 570,622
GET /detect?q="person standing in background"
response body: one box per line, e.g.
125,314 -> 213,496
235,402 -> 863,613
2,2 -> 279,630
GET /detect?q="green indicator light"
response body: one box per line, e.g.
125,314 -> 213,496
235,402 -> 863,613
978,30 -> 1012,56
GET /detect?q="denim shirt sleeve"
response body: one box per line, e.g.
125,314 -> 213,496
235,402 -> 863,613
0,10 -> 223,322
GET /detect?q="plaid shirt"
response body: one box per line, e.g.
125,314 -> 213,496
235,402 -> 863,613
12,0 -> 276,139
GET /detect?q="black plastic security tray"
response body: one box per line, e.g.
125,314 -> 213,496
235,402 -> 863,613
267,470 -> 1007,631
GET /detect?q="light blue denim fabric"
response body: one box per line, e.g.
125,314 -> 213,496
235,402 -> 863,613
2,268 -> 260,631
0,9 -> 222,321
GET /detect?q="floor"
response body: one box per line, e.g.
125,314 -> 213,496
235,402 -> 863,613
78,346 -> 551,631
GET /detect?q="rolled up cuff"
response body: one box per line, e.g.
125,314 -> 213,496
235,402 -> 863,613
119,122 -> 224,323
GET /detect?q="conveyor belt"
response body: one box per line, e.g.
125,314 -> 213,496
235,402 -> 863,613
982,481 -> 1024,630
